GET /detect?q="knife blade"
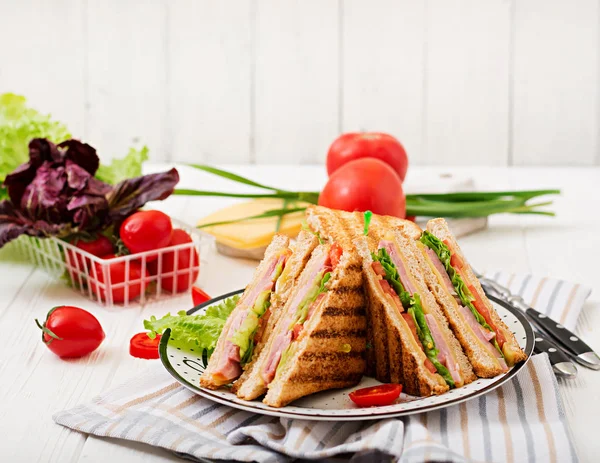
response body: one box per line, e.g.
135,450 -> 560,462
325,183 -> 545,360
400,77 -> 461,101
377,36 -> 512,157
479,276 -> 600,371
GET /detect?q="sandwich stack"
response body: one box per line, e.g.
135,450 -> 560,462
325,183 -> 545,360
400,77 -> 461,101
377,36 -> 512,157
200,206 -> 526,407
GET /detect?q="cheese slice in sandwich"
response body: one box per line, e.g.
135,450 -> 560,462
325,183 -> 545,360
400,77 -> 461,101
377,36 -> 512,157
200,234 -> 293,389
260,241 -> 367,408
418,218 -> 527,377
306,205 -> 476,395
233,230 -> 319,399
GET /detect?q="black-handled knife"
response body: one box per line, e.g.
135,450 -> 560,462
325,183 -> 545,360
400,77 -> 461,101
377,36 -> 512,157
479,276 -> 600,371
484,292 -> 578,378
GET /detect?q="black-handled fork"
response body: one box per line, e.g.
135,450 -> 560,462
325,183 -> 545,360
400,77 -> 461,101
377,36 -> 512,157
477,273 -> 600,371
485,292 -> 577,378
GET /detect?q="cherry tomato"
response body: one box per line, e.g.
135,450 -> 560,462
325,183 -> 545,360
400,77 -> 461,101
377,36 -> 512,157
327,132 -> 409,182
91,254 -> 147,304
147,229 -> 199,293
66,234 -> 114,270
120,210 -> 173,262
192,286 -> 211,306
329,243 -> 343,269
35,306 -> 105,358
318,158 -> 406,218
349,384 -> 402,407
130,332 -> 161,359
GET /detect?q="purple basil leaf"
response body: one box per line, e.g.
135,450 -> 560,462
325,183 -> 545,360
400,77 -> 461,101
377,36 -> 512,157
4,138 -> 59,205
58,139 -> 99,176
67,193 -> 109,228
107,168 -> 179,222
0,200 -> 68,248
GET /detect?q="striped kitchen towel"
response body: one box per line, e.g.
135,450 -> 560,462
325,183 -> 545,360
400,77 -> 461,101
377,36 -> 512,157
54,273 -> 591,463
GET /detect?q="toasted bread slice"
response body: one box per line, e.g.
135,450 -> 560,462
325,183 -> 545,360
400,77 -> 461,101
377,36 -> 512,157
200,234 -> 290,389
233,230 -> 319,399
387,229 -> 476,387
306,206 -> 460,394
263,244 -> 366,407
354,236 -> 449,395
425,219 -> 527,368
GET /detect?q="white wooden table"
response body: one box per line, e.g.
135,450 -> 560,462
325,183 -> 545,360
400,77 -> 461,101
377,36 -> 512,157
1,165 -> 599,462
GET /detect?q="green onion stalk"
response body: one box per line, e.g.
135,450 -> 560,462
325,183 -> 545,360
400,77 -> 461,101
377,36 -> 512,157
174,164 -> 560,229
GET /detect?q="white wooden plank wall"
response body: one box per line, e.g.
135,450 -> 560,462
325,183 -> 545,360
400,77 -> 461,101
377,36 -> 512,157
0,0 -> 598,166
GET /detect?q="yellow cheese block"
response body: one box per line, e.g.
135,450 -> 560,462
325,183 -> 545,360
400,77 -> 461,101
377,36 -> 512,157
197,199 -> 310,251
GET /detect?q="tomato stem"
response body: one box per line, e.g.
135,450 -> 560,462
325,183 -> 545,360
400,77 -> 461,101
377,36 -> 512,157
34,318 -> 63,345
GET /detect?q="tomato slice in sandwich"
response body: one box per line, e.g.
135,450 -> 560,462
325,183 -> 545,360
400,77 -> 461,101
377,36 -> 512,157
349,384 -> 402,407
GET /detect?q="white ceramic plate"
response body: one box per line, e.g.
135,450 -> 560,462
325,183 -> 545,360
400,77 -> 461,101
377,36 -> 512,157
159,289 -> 534,421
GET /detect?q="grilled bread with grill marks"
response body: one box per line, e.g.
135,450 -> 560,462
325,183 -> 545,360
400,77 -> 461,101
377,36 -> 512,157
306,206 -> 476,394
233,231 -> 319,400
425,219 -> 527,372
200,234 -> 290,390
263,243 -> 366,407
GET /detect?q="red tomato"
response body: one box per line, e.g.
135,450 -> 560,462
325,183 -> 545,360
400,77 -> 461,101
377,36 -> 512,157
329,243 -> 343,269
192,286 -> 211,306
379,279 -> 403,312
91,254 -> 147,304
120,211 -> 173,262
291,324 -> 303,340
66,235 -> 114,270
149,229 -> 199,293
468,283 -> 506,347
35,306 -> 105,358
349,384 -> 402,407
318,158 -> 406,218
130,332 -> 161,359
327,132 -> 409,182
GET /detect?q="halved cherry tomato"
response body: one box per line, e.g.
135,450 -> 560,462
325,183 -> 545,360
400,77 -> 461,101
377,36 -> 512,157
349,383 -> 402,407
36,306 -> 105,358
130,332 -> 161,359
329,242 -> 343,269
192,286 -> 211,307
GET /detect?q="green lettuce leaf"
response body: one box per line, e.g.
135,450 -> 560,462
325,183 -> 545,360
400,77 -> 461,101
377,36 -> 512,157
408,299 -> 455,388
95,145 -> 149,184
143,294 -> 239,354
372,248 -> 455,387
0,93 -> 71,198
419,231 -> 495,332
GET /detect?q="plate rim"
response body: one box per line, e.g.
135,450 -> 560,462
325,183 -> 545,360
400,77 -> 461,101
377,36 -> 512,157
159,289 -> 535,421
